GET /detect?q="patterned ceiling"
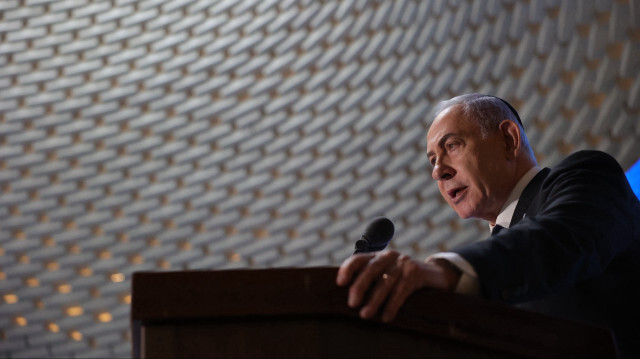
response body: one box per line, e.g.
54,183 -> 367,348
0,0 -> 639,357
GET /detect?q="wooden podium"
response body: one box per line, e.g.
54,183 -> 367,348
131,267 -> 617,358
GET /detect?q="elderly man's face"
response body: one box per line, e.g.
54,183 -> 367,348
426,106 -> 513,223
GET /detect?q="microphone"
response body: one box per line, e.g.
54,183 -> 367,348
354,217 -> 395,254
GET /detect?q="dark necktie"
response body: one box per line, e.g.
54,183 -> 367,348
491,224 -> 505,236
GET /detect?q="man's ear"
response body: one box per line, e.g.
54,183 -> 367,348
499,120 -> 520,160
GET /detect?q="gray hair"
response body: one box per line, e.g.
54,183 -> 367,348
433,93 -> 535,157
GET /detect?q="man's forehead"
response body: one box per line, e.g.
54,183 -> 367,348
427,106 -> 466,143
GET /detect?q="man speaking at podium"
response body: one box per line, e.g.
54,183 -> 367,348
336,94 -> 640,357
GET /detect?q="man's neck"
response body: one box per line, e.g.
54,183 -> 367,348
489,166 -> 541,229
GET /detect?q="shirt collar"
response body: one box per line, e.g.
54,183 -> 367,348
489,166 -> 541,233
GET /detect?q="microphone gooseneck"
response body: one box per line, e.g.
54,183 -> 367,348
353,217 -> 395,254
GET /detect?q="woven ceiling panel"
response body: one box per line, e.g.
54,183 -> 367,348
0,0 -> 639,357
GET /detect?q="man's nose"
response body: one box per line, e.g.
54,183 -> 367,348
432,161 -> 454,181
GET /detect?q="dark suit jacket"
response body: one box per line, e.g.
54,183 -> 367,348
453,150 -> 640,358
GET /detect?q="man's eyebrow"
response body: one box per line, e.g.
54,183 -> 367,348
427,133 -> 458,157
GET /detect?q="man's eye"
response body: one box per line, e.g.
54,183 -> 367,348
446,143 -> 457,150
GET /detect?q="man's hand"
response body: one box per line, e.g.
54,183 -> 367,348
336,250 -> 462,322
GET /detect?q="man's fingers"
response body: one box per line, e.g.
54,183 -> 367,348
336,253 -> 374,287
381,278 -> 413,322
347,251 -> 399,308
359,268 -> 400,319
337,251 -> 451,322
380,256 -> 425,322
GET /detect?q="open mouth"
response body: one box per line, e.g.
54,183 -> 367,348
448,186 -> 468,200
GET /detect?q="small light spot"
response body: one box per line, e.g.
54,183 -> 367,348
97,312 -> 112,323
163,219 -> 175,229
227,252 -> 241,262
65,306 -> 83,317
46,261 -> 60,271
225,225 -> 237,236
26,277 -> 39,287
117,233 -> 129,242
57,284 -> 72,294
110,273 -> 125,283
178,241 -> 191,251
92,226 -> 103,236
78,266 -> 93,277
311,190 -> 323,200
67,244 -> 80,254
129,254 -> 143,265
47,322 -> 60,333
4,294 -> 18,304
42,236 -> 55,247
70,330 -> 83,341
121,294 -> 131,304
14,316 -> 27,326
253,228 -> 269,239
65,220 -> 76,230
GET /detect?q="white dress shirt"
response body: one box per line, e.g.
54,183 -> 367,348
426,166 -> 541,295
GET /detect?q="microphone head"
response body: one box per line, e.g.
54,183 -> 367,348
354,217 -> 395,253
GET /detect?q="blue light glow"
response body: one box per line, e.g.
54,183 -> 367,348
627,158 -> 640,200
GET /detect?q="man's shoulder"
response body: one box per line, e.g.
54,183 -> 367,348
554,150 -> 622,173
536,150 -> 626,195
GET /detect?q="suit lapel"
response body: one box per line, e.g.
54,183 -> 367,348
509,168 -> 550,227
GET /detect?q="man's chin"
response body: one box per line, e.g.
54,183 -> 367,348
448,199 -> 475,219
453,208 -> 472,219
